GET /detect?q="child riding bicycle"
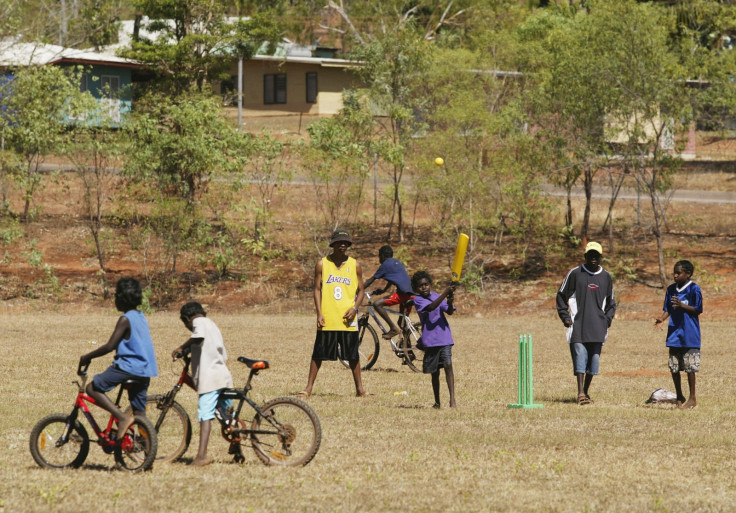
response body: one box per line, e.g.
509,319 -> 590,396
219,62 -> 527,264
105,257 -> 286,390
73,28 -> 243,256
363,245 -> 414,340
78,277 -> 158,441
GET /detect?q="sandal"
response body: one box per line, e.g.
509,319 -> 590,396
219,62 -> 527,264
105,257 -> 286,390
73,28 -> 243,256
295,391 -> 311,398
577,395 -> 591,405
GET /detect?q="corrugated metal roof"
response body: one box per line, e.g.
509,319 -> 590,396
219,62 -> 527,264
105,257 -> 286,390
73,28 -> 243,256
0,40 -> 140,67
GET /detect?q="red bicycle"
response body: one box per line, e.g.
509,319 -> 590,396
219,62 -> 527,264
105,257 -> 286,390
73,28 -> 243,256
29,363 -> 158,472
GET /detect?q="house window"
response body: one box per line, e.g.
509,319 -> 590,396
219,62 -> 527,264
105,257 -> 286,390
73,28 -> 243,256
264,73 -> 286,104
306,72 -> 318,103
100,75 -> 121,123
79,73 -> 88,93
100,75 -> 120,98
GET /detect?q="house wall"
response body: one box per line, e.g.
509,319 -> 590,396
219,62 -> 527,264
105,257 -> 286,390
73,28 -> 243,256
60,63 -> 133,126
225,60 -> 357,117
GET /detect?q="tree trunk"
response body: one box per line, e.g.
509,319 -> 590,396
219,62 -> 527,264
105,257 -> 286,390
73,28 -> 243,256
580,164 -> 593,241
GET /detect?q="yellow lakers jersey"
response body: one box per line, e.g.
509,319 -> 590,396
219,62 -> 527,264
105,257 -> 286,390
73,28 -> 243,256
321,256 -> 359,331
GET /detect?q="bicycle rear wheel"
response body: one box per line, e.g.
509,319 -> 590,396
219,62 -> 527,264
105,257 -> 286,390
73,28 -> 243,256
340,321 -> 380,371
114,414 -> 158,472
146,396 -> 191,463
250,397 -> 321,466
30,413 -> 89,469
400,324 -> 424,373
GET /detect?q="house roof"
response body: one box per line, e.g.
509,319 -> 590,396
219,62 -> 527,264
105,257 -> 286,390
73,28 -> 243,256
109,19 -> 357,68
0,40 -> 143,68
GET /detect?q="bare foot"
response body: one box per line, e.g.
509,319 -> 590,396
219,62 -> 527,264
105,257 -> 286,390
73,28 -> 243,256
433,403 -> 441,409
356,392 -> 375,397
295,390 -> 311,398
449,401 -> 457,408
190,458 -> 212,467
116,414 -> 135,442
680,399 -> 697,409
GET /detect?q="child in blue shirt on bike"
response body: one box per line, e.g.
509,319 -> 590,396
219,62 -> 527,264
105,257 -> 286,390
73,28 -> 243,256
79,277 -> 158,441
654,260 -> 703,409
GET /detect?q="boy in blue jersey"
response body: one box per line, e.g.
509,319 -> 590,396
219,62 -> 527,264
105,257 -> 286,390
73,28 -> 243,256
363,245 -> 414,339
654,260 -> 703,409
79,277 -> 158,438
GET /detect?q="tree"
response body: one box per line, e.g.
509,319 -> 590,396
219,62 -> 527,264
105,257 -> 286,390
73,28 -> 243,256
63,126 -> 123,285
349,20 -> 433,242
125,0 -> 280,94
244,130 -> 292,241
593,0 -> 722,287
0,65 -> 90,221
124,89 -> 246,272
517,6 -> 616,244
301,90 -> 375,230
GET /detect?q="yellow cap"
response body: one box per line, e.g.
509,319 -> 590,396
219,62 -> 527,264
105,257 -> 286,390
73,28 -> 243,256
584,241 -> 603,255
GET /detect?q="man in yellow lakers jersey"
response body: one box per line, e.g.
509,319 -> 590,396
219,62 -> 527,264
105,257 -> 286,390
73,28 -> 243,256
299,229 -> 369,397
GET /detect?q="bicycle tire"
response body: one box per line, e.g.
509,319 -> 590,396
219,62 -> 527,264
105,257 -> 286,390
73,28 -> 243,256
339,322 -> 380,371
145,395 -> 191,463
114,414 -> 158,472
400,324 -> 424,373
30,413 -> 89,469
250,397 -> 321,467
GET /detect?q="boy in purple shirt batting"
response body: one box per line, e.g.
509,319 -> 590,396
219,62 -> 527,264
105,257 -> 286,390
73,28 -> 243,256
411,270 -> 457,408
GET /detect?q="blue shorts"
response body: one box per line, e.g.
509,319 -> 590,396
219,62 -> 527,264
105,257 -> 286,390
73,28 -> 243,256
569,342 -> 602,375
92,365 -> 150,412
198,389 -> 233,422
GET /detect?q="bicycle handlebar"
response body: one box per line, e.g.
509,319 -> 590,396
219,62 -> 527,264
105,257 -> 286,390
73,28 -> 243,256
77,362 -> 89,377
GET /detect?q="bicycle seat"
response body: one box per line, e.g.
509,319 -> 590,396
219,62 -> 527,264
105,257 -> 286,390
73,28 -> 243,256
237,356 -> 270,370
121,377 -> 148,388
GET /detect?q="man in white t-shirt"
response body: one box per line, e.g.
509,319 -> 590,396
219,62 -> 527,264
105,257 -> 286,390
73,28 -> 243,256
172,301 -> 233,467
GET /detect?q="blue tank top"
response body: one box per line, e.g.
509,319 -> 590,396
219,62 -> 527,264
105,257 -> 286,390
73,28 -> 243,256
114,310 -> 158,377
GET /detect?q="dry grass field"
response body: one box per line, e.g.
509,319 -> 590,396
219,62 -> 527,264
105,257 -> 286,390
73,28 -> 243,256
2,310 -> 736,513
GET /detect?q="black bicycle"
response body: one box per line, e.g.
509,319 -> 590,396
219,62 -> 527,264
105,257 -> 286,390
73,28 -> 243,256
140,350 -> 321,466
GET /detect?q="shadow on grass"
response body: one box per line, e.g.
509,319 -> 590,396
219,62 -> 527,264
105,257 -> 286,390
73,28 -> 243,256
361,367 -> 400,373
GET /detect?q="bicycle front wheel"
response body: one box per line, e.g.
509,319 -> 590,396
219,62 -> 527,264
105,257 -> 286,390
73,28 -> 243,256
251,397 -> 321,467
30,413 -> 89,469
147,396 -> 191,463
114,414 -> 158,472
340,322 -> 380,371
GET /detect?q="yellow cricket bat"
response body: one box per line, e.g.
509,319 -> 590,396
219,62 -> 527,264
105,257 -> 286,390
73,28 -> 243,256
451,233 -> 469,282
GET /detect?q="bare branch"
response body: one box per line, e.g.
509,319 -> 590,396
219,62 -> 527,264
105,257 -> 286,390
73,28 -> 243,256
327,0 -> 364,45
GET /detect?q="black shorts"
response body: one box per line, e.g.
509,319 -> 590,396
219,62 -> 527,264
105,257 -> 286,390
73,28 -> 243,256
423,345 -> 453,374
312,330 -> 360,361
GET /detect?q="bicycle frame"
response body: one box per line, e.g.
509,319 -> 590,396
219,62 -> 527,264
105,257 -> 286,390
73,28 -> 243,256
362,293 -> 421,347
219,358 -> 284,437
61,370 -> 133,452
154,353 -> 196,431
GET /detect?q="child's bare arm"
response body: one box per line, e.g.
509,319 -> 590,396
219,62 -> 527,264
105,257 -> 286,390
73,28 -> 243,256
423,283 -> 458,312
171,337 -> 202,360
654,311 -> 669,330
80,315 -> 130,366
445,288 -> 456,316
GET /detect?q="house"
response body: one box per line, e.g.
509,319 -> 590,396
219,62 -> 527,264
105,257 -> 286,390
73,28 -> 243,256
112,19 -> 361,124
220,42 -> 359,118
0,40 -> 145,126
